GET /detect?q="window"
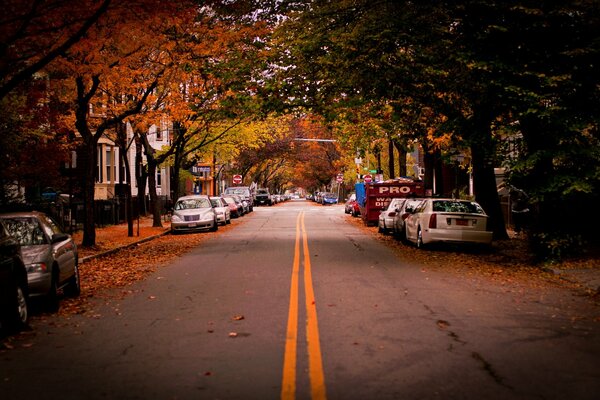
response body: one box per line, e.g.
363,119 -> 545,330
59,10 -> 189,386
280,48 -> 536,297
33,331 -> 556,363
157,169 -> 162,187
156,127 -> 163,141
96,147 -> 103,182
106,148 -> 112,182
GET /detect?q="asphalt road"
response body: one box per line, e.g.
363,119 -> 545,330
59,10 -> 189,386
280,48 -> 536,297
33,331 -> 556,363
1,200 -> 599,399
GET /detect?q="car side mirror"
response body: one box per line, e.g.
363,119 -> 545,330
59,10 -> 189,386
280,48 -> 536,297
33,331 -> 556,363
51,233 -> 69,244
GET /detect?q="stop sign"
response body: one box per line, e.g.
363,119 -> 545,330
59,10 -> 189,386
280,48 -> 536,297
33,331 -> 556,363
363,174 -> 372,183
232,174 -> 242,184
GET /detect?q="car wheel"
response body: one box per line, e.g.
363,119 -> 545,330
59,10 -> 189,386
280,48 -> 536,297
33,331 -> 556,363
416,227 -> 425,249
46,268 -> 60,313
2,280 -> 28,331
210,219 -> 218,232
64,262 -> 81,297
226,217 -> 231,224
378,224 -> 384,233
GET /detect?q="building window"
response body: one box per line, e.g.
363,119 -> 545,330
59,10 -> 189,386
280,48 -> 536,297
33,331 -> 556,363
96,146 -> 103,183
106,148 -> 112,183
156,127 -> 163,141
157,169 -> 162,187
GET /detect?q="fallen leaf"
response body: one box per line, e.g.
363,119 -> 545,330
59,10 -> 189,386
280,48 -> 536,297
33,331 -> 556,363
229,332 -> 238,338
232,315 -> 245,321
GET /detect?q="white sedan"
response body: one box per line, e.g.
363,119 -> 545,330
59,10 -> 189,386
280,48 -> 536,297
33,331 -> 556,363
404,198 -> 493,248
377,198 -> 406,234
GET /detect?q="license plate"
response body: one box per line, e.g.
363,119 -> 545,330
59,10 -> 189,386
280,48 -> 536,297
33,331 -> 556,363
188,223 -> 197,227
455,219 -> 468,226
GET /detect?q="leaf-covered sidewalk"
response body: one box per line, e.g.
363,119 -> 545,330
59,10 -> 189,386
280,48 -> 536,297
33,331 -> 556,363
72,216 -> 172,260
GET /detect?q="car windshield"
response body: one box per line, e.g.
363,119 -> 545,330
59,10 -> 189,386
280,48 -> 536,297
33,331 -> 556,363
2,217 -> 48,246
175,198 -> 211,210
432,200 -> 485,214
210,198 -> 220,207
258,190 -> 268,194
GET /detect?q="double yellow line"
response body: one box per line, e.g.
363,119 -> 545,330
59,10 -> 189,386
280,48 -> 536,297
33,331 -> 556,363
281,212 -> 327,400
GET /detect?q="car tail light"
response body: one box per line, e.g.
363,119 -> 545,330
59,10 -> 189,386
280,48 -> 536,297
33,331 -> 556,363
402,213 -> 410,220
389,212 -> 396,217
428,213 -> 437,229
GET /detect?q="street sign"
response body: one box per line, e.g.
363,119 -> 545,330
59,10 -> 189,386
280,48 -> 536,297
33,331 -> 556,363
363,174 -> 373,183
232,174 -> 243,184
336,174 -> 343,183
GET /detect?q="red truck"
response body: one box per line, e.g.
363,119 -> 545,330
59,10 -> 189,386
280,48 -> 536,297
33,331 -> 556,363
356,179 -> 425,226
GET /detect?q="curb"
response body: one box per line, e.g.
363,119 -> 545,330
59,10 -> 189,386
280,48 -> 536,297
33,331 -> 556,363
80,230 -> 171,264
543,267 -> 600,295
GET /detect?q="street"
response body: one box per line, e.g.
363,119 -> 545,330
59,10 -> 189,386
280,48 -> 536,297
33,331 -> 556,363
1,200 -> 599,400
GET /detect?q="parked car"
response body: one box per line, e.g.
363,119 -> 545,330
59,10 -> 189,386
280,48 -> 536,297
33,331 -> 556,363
171,195 -> 218,233
0,220 -> 28,331
222,196 -> 242,218
210,196 -> 231,225
344,193 -> 357,214
404,198 -> 493,248
0,211 -> 79,312
231,195 -> 248,215
255,188 -> 272,206
392,198 -> 425,238
377,198 -> 406,234
223,186 -> 254,211
322,192 -> 338,205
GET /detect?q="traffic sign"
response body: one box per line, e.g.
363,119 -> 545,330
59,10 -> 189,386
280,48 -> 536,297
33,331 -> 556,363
363,174 -> 372,183
232,174 -> 242,184
336,174 -> 343,183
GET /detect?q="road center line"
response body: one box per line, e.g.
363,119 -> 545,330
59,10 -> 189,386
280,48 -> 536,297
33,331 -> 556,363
301,212 -> 327,400
281,212 -> 327,400
281,212 -> 301,400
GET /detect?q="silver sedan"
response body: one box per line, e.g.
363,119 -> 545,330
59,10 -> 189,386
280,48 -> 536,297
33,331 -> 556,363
0,211 -> 79,312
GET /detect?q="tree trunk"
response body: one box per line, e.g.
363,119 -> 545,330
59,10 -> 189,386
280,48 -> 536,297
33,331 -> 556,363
147,158 -> 163,227
134,135 -> 147,215
394,141 -> 407,177
116,122 -> 134,237
387,138 -> 395,179
470,106 -> 509,240
81,138 -> 97,247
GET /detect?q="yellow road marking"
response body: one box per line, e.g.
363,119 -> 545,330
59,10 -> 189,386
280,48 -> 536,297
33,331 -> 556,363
281,212 -> 327,400
301,213 -> 327,400
281,212 -> 302,400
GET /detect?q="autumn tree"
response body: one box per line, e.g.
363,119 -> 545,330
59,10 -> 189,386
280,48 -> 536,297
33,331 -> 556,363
0,0 -> 111,101
50,1 -> 195,246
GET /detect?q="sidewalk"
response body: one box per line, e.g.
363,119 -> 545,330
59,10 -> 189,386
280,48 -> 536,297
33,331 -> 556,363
544,264 -> 600,294
72,216 -> 171,262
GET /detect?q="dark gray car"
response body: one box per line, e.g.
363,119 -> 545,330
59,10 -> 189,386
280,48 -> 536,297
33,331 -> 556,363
0,220 -> 28,331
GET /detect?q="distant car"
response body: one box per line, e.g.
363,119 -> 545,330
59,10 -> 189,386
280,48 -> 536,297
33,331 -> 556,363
171,195 -> 218,233
392,198 -> 424,238
377,198 -> 406,234
344,193 -> 356,214
230,195 -> 248,215
255,188 -> 272,206
222,196 -> 242,218
321,192 -> 338,205
210,197 -> 231,225
0,211 -> 79,312
223,186 -> 254,211
404,198 -> 493,248
0,220 -> 29,331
